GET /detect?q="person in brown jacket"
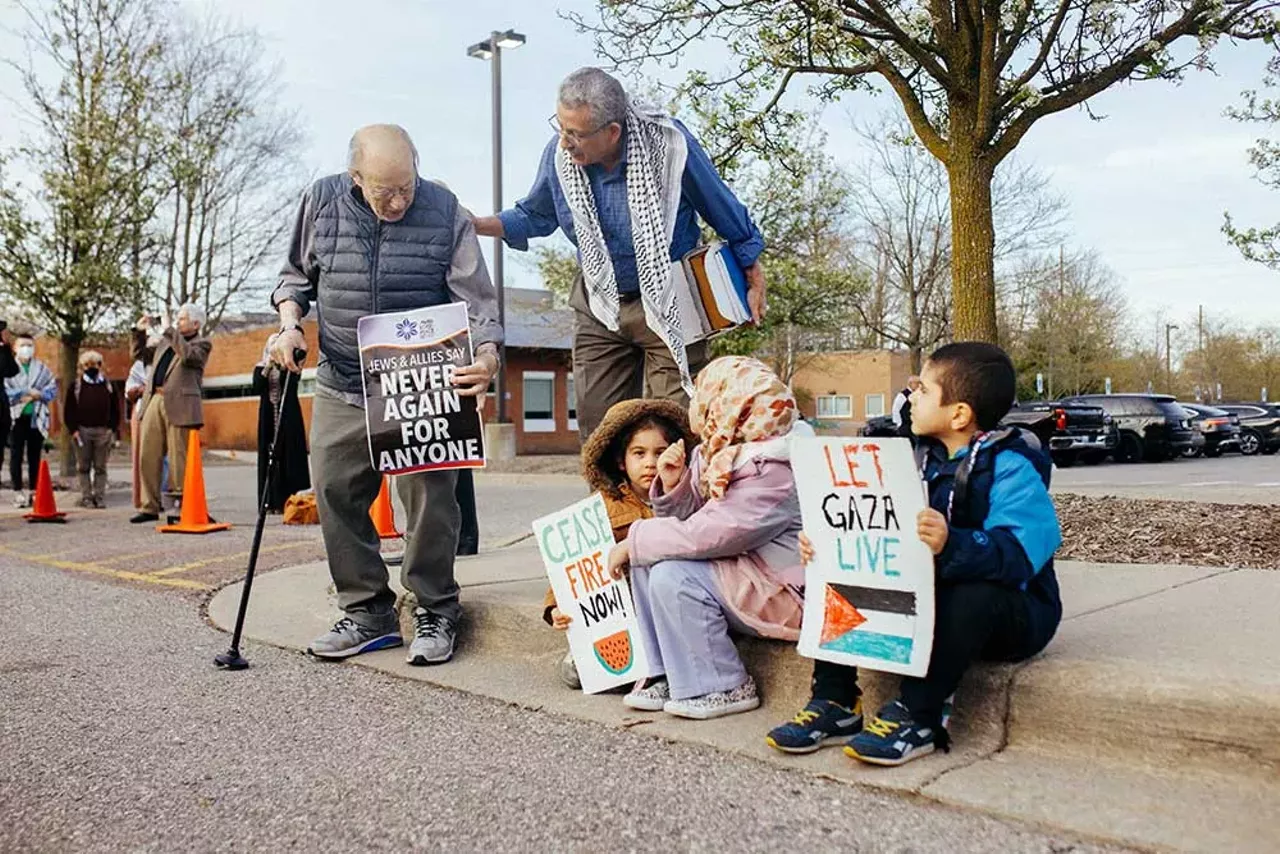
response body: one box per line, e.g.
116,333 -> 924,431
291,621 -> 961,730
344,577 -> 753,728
545,397 -> 695,688
130,304 -> 213,523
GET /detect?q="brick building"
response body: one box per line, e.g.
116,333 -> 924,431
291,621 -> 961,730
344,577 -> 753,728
790,349 -> 912,433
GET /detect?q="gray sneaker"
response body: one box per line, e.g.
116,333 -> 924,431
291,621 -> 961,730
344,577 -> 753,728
407,608 -> 456,665
558,651 -> 581,689
307,616 -> 402,660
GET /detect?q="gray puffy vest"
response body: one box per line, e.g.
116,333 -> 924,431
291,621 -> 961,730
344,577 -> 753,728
311,174 -> 457,394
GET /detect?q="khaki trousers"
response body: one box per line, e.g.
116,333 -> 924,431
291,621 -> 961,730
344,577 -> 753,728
571,297 -> 709,441
138,395 -> 191,514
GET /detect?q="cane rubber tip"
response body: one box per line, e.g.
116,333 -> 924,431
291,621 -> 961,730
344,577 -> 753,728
214,651 -> 249,670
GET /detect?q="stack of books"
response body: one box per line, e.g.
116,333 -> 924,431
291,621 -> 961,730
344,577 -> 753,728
673,242 -> 753,342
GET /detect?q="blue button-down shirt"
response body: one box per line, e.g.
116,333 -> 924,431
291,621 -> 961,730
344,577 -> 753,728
498,120 -> 765,294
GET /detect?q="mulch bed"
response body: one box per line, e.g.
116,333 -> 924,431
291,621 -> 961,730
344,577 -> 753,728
1054,493 -> 1279,570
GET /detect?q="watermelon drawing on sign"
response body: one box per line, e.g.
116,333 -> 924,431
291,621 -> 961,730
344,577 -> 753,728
592,629 -> 633,675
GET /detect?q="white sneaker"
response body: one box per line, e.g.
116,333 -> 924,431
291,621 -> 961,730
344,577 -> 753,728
12,492 -> 30,509
664,677 -> 760,720
623,677 -> 670,711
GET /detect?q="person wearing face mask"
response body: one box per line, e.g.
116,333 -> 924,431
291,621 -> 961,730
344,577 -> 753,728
63,350 -> 121,509
131,305 -> 213,524
5,333 -> 58,508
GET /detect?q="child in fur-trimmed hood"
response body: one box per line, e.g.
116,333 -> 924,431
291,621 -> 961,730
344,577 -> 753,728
605,356 -> 807,720
543,397 -> 695,688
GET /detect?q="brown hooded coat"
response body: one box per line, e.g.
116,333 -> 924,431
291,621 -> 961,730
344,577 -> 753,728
542,398 -> 696,624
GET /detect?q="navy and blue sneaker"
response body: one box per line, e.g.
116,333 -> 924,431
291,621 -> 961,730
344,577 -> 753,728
844,700 -> 940,766
765,698 -> 863,754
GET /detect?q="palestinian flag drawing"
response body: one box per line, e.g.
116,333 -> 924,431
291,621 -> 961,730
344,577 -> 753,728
817,583 -> 917,665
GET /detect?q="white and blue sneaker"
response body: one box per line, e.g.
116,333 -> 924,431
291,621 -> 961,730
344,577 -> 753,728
766,698 -> 864,754
844,700 -> 940,766
307,616 -> 403,660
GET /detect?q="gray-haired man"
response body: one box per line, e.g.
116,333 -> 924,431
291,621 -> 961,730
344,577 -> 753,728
269,124 -> 502,665
474,67 -> 767,439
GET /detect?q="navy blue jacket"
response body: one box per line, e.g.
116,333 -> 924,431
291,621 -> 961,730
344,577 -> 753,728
919,428 -> 1063,654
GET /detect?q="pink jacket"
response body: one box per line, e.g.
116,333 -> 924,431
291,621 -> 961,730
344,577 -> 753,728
626,439 -> 804,641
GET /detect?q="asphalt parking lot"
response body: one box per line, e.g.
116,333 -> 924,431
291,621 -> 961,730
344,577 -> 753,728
1051,450 -> 1280,504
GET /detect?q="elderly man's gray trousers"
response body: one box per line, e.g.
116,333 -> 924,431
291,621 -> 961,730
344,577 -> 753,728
310,391 -> 461,623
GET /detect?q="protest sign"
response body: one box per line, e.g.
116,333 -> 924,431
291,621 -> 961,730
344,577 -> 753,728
533,494 -> 653,694
793,437 -> 934,677
357,303 -> 485,475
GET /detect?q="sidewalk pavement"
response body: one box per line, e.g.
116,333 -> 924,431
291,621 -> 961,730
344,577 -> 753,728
208,551 -> 1279,852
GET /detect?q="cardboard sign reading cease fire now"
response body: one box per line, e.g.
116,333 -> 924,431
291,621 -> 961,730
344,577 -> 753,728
793,436 -> 935,678
532,494 -> 654,694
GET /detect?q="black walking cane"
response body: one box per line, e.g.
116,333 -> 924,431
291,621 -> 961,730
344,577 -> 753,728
215,349 -> 306,671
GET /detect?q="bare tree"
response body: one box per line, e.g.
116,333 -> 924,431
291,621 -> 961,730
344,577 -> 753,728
1007,250 -> 1128,398
849,116 -> 1065,370
152,13 -> 307,329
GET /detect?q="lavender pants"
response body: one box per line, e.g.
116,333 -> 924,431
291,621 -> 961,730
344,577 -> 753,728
630,559 -> 761,700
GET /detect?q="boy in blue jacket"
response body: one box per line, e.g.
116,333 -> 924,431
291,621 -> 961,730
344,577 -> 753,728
767,342 -> 1063,766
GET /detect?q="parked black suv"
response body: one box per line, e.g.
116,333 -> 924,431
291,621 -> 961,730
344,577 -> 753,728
1180,403 -> 1241,457
1059,394 -> 1198,462
1215,403 -> 1280,456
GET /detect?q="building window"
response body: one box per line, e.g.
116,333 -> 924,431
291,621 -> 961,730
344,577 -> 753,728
865,393 -> 886,419
522,371 -> 556,433
816,395 -> 853,419
566,373 -> 578,433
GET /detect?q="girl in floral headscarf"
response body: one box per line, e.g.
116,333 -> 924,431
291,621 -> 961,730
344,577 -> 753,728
606,356 -> 808,720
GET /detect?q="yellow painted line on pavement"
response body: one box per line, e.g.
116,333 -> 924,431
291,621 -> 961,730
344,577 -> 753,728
0,544 -> 212,591
148,541 -> 313,577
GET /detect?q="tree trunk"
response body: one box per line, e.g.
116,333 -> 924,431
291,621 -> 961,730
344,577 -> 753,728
946,151 -> 999,343
57,334 -> 82,479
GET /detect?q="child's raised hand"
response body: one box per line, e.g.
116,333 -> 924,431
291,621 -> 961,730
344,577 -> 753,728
917,508 -> 949,555
606,541 -> 631,580
657,438 -> 686,492
549,607 -> 571,630
798,531 -> 815,566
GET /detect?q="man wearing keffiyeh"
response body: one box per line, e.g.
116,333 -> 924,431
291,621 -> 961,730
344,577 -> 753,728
475,67 -> 767,440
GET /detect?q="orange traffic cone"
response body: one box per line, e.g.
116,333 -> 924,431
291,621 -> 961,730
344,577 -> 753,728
24,459 -> 67,523
369,476 -> 401,539
158,430 -> 231,534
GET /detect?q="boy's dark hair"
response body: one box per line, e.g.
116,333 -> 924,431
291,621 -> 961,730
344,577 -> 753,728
611,415 -> 684,467
927,342 -> 1016,431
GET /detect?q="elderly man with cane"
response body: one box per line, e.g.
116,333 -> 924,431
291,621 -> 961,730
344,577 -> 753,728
269,124 -> 502,666
474,66 -> 767,438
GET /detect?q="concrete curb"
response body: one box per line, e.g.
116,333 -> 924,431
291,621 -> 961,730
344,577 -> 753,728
208,553 -> 1280,851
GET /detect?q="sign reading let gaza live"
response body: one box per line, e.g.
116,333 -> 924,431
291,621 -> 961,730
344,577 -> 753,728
357,303 -> 485,475
793,436 -> 935,678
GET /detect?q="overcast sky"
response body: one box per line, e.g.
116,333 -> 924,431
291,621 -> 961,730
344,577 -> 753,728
2,0 -> 1278,340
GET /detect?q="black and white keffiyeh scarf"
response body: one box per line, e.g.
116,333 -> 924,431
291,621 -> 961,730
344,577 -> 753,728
555,100 -> 692,393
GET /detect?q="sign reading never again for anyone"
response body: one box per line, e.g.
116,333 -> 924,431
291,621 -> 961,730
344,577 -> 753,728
532,494 -> 654,694
357,302 -> 486,475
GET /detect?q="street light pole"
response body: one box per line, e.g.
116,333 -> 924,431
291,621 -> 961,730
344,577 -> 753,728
468,28 -> 525,424
1165,323 -> 1178,392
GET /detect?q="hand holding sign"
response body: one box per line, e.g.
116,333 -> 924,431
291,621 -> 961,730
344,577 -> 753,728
453,350 -> 499,397
917,508 -> 949,555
